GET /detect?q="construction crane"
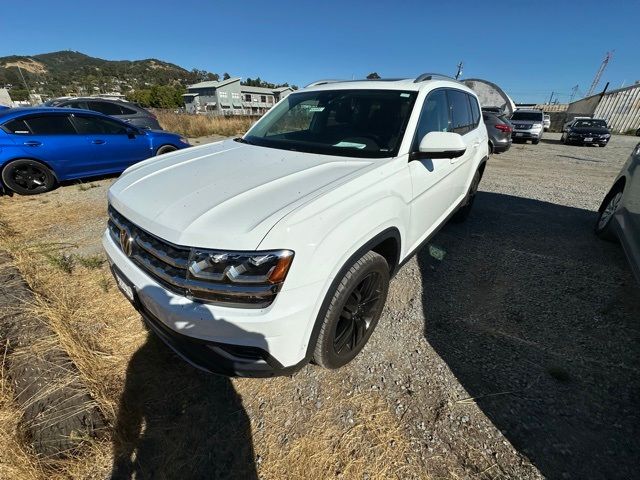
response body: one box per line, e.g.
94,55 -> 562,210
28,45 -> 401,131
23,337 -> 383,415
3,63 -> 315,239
569,84 -> 579,103
586,51 -> 613,97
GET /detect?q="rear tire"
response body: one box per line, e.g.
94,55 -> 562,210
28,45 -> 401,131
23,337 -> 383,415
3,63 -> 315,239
313,251 -> 390,369
1,159 -> 56,195
156,145 -> 178,156
532,139 -> 540,145
595,188 -> 623,241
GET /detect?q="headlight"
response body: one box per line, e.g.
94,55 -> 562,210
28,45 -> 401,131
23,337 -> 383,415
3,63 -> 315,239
179,136 -> 189,144
602,134 -> 611,138
187,249 -> 294,306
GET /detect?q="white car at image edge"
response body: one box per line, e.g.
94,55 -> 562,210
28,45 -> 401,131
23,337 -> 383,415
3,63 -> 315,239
103,74 -> 489,376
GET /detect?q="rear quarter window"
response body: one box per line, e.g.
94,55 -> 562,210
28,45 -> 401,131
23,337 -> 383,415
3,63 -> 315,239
3,118 -> 32,134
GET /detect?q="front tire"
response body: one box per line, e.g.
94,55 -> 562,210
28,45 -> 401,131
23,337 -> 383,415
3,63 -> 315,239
313,251 -> 390,369
1,159 -> 56,195
595,189 -> 623,241
156,145 -> 178,156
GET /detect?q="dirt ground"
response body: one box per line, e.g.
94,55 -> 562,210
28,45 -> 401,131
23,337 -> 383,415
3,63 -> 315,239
0,133 -> 638,479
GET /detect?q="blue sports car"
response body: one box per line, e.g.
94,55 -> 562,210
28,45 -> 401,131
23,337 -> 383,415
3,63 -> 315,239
0,107 -> 190,195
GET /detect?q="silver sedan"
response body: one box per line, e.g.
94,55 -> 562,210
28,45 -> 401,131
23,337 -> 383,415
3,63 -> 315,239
596,142 -> 640,282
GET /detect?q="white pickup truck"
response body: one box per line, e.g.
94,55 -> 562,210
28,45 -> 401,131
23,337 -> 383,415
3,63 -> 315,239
103,74 -> 489,376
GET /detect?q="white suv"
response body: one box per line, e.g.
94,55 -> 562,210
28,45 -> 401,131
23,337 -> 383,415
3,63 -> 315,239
103,74 -> 489,376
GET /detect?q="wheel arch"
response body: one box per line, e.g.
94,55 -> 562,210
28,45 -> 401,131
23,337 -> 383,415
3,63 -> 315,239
302,226 -> 402,362
1,156 -> 59,182
599,176 -> 626,213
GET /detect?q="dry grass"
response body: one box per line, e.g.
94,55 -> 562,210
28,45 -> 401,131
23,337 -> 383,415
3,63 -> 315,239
0,183 -> 426,479
155,110 -> 255,138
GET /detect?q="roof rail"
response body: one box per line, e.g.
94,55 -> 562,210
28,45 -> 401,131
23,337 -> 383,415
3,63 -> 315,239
305,79 -> 345,88
414,73 -> 458,83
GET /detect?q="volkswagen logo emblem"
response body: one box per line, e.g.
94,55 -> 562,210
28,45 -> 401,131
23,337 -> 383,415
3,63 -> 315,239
119,227 -> 134,257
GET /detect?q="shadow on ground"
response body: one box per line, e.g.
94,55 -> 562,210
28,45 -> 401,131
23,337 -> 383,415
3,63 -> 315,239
419,192 -> 640,480
110,286 -> 259,480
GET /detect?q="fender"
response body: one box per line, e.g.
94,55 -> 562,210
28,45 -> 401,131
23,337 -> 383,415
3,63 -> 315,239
301,226 -> 401,362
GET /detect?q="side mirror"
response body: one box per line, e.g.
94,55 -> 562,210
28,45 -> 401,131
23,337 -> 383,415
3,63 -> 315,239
126,127 -> 141,138
410,132 -> 466,160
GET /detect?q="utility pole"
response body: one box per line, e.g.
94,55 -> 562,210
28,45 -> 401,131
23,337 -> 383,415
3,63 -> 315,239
586,51 -> 613,97
569,84 -> 579,103
455,61 -> 463,80
547,91 -> 555,104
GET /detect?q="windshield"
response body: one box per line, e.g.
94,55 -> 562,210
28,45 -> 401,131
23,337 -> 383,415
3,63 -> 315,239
574,119 -> 607,128
244,89 -> 418,158
511,111 -> 543,121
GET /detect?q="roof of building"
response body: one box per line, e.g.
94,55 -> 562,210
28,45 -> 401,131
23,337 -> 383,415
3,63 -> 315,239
239,85 -> 281,94
187,77 -> 241,89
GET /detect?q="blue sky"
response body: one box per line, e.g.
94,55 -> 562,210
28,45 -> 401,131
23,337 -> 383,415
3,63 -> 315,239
2,0 -> 639,103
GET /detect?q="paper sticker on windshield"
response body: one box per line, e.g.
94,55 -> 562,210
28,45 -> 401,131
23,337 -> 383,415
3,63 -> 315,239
334,141 -> 366,149
400,93 -> 410,97
309,107 -> 325,112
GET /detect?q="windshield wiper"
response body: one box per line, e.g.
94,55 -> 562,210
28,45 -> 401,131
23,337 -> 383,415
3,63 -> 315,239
234,137 -> 252,145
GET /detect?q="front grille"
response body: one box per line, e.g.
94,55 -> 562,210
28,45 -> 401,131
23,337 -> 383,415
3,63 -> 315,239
108,206 -> 191,296
515,123 -> 533,130
107,205 -> 279,308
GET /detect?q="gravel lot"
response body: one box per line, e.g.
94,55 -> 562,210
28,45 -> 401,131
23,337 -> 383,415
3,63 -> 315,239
364,132 -> 640,479
1,133 -> 638,479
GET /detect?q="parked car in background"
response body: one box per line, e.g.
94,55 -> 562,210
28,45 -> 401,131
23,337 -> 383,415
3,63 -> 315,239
595,142 -> 640,282
481,106 -> 504,114
543,114 -> 550,131
43,97 -> 162,130
104,75 -> 489,376
561,118 -> 611,146
510,109 -> 544,144
483,111 -> 512,153
562,116 -> 590,132
0,107 -> 189,195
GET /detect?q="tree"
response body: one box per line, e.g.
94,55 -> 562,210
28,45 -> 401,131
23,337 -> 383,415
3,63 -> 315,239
9,88 -> 29,101
366,72 -> 381,79
222,72 -> 231,80
126,84 -> 185,109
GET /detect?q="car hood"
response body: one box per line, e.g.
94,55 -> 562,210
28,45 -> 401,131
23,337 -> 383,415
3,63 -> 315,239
108,140 -> 373,250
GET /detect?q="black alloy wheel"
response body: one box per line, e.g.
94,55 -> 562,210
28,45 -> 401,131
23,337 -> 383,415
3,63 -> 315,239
1,159 -> 55,195
333,271 -> 384,357
313,251 -> 390,369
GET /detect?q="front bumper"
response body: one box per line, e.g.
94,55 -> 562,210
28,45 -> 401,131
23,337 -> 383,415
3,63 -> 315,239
566,135 -> 609,145
512,129 -> 542,140
103,230 -> 323,376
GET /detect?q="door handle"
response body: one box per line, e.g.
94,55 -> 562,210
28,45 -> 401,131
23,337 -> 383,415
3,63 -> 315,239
91,139 -> 106,145
23,141 -> 42,147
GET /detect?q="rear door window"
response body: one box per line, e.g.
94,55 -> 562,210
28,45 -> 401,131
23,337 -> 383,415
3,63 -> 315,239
71,114 -> 129,134
24,115 -> 77,135
468,95 -> 481,128
447,89 -> 472,134
87,101 -> 125,116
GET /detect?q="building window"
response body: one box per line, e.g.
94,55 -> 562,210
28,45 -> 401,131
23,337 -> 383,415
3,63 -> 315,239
231,92 -> 240,99
219,91 -> 228,98
244,94 -> 252,102
267,96 -> 274,104
261,95 -> 267,102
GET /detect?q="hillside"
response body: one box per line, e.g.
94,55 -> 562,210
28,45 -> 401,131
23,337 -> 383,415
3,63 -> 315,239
0,50 -> 217,98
